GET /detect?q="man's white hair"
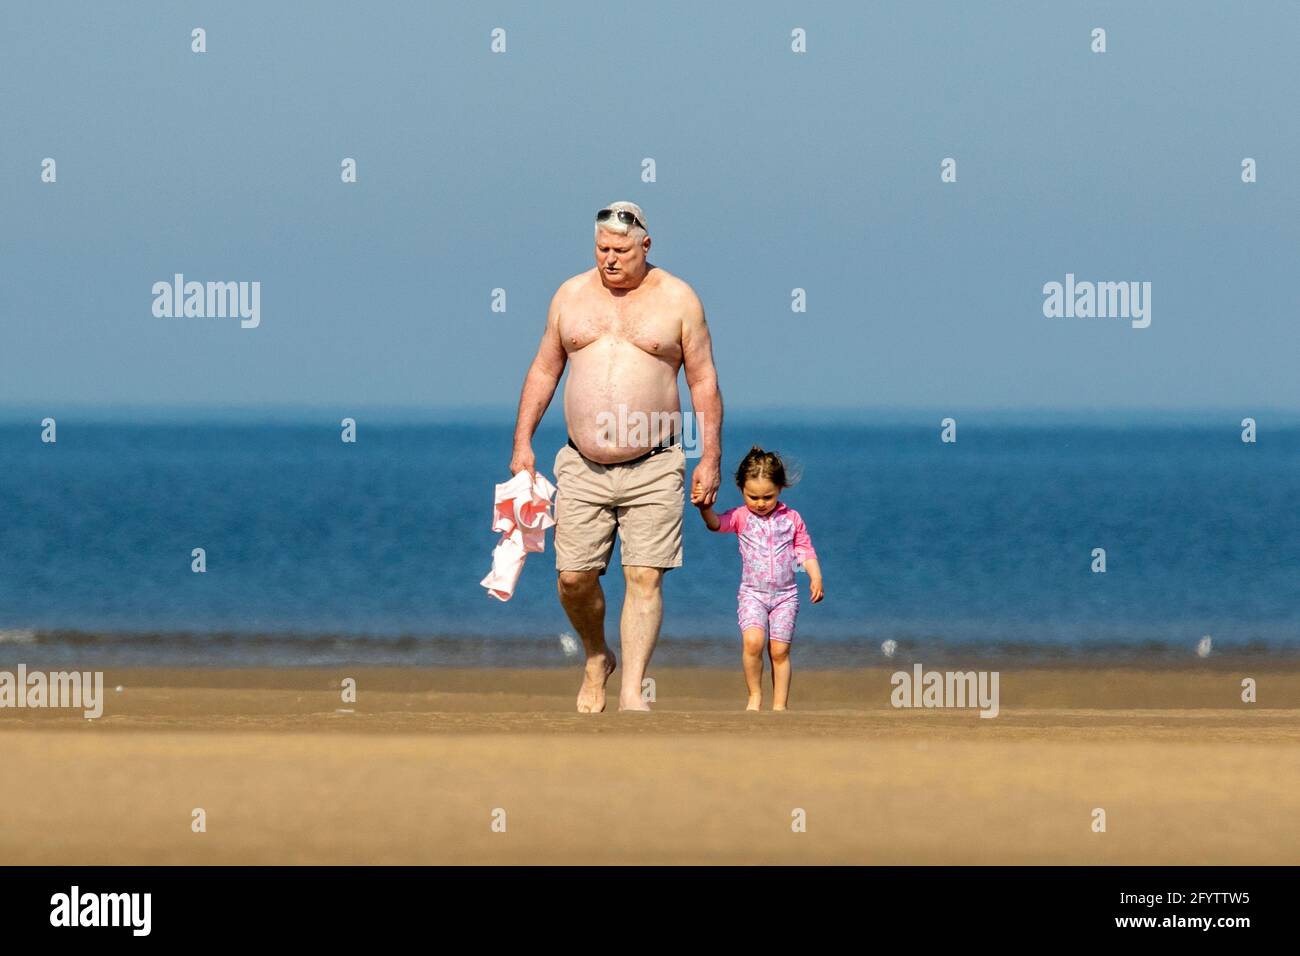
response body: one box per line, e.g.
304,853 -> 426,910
594,200 -> 648,242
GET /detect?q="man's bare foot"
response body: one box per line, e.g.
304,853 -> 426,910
746,694 -> 762,711
577,651 -> 616,713
618,685 -> 651,712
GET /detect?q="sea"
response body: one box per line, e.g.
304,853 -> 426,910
1,411 -> 1297,667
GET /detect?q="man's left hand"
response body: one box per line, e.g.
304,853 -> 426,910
690,459 -> 721,507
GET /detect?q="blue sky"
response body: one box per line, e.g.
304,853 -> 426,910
2,1 -> 1296,420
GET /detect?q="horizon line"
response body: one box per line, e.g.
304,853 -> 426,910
0,402 -> 1294,425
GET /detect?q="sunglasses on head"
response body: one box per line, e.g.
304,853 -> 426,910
596,208 -> 644,230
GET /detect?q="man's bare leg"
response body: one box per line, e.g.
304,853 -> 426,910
558,570 -> 616,713
618,565 -> 664,711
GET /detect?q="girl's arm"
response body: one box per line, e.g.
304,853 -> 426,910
801,557 -> 824,602
700,505 -> 741,534
791,510 -> 823,601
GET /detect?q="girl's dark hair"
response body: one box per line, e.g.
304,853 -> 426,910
734,445 -> 792,490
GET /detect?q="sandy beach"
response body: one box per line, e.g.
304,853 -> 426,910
2,663 -> 1299,865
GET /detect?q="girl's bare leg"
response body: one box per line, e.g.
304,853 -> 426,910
742,627 -> 766,710
769,638 -> 792,710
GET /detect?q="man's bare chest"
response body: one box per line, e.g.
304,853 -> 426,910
559,295 -> 683,361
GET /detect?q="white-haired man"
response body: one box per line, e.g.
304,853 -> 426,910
510,201 -> 723,712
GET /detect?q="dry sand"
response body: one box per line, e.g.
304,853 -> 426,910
2,664 -> 1298,864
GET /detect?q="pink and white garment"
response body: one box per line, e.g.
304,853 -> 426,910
480,470 -> 558,601
711,501 -> 817,643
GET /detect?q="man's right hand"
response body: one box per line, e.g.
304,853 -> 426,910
510,444 -> 536,477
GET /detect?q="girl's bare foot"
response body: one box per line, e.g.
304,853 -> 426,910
746,694 -> 762,711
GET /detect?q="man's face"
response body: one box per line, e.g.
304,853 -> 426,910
595,228 -> 649,286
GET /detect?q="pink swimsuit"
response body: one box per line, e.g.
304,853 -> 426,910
711,501 -> 817,643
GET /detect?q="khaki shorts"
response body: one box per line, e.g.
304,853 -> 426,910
553,442 -> 685,576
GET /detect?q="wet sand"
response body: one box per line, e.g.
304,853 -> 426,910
2,664 -> 1298,864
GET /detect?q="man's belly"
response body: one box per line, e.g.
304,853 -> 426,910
564,352 -> 681,464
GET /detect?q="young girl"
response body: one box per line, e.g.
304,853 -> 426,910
694,446 -> 824,710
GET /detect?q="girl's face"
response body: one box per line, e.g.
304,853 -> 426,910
741,477 -> 781,516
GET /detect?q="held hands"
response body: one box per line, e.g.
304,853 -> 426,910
690,460 -> 720,508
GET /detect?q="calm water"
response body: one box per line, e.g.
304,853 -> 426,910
1,416 -> 1296,666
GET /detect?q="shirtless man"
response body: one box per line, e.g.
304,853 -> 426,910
509,201 -> 723,712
